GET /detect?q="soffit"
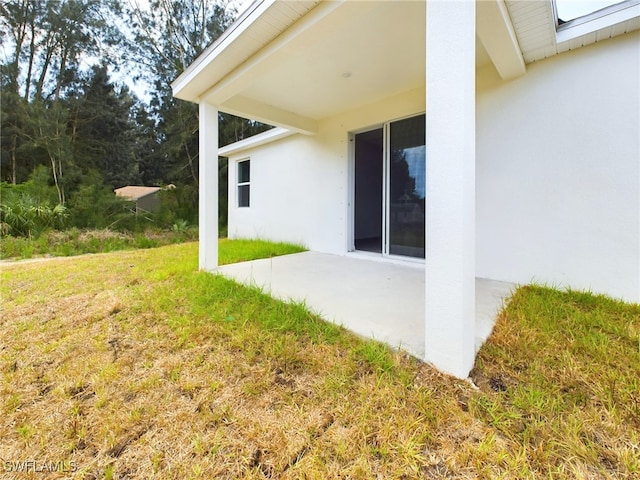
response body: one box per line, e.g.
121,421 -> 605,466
172,0 -> 321,102
221,1 -> 426,121
174,1 -> 519,132
505,0 -> 640,64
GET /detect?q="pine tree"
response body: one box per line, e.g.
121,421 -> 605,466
72,64 -> 141,188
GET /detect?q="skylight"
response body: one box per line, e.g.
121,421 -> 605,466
556,0 -> 626,22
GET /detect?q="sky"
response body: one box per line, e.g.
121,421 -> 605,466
122,0 -> 252,103
230,0 -> 253,13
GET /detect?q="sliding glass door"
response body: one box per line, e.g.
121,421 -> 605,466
388,115 -> 425,258
353,114 -> 425,259
354,128 -> 384,253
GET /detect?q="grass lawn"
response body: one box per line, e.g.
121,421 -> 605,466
1,241 -> 638,479
0,228 -> 203,260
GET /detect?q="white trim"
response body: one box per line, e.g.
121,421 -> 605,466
219,127 -> 294,156
236,158 -> 251,208
383,123 -> 390,257
220,95 -> 318,134
476,0 -> 526,80
345,250 -> 425,267
198,102 -> 219,271
347,132 -> 356,252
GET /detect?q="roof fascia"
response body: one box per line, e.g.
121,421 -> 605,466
219,127 -> 294,156
171,0 -> 274,101
115,187 -> 161,201
202,0 -> 346,107
477,0 -> 526,80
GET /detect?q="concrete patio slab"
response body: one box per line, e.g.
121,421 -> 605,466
218,251 -> 514,359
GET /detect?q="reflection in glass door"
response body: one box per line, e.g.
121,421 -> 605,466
388,115 -> 425,258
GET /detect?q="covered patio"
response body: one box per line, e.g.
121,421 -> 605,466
219,252 -> 514,359
173,0 -> 529,378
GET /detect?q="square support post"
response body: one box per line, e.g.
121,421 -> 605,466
424,1 -> 476,378
199,101 -> 219,270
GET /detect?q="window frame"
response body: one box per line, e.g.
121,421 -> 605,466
554,0 -> 640,42
237,158 -> 251,208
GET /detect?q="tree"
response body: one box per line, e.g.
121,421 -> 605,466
71,64 -> 141,188
0,0 -> 124,192
0,0 -> 41,98
0,0 -> 121,102
0,90 -> 28,183
21,100 -> 75,204
134,104 -> 164,186
124,0 -> 271,186
0,0 -> 271,233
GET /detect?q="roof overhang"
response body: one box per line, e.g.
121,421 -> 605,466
219,126 -> 294,157
506,0 -> 640,64
172,0 -> 321,107
476,0 -> 526,79
172,0 -> 527,135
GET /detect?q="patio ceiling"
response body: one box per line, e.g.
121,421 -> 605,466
222,1 -> 425,122
173,0 -> 524,134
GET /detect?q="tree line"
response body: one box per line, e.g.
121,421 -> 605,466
0,0 -> 269,234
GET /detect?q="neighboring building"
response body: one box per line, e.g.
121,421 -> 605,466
114,186 -> 163,214
172,0 -> 640,378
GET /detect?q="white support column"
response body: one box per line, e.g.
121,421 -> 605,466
199,101 -> 219,271
424,1 -> 476,378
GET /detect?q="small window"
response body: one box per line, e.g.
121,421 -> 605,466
237,159 -> 250,207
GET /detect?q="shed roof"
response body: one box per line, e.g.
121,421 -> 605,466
114,186 -> 162,201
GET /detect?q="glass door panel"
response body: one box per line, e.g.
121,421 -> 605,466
354,128 -> 384,253
388,115 -> 425,258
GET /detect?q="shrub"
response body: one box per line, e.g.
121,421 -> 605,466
1,166 -> 60,204
154,184 -> 198,229
65,172 -> 140,231
0,190 -> 68,238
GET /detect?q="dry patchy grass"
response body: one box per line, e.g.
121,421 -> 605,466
1,242 -> 638,479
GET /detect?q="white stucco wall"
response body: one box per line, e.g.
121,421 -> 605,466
226,88 -> 425,254
225,31 -> 639,303
476,32 -> 640,302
